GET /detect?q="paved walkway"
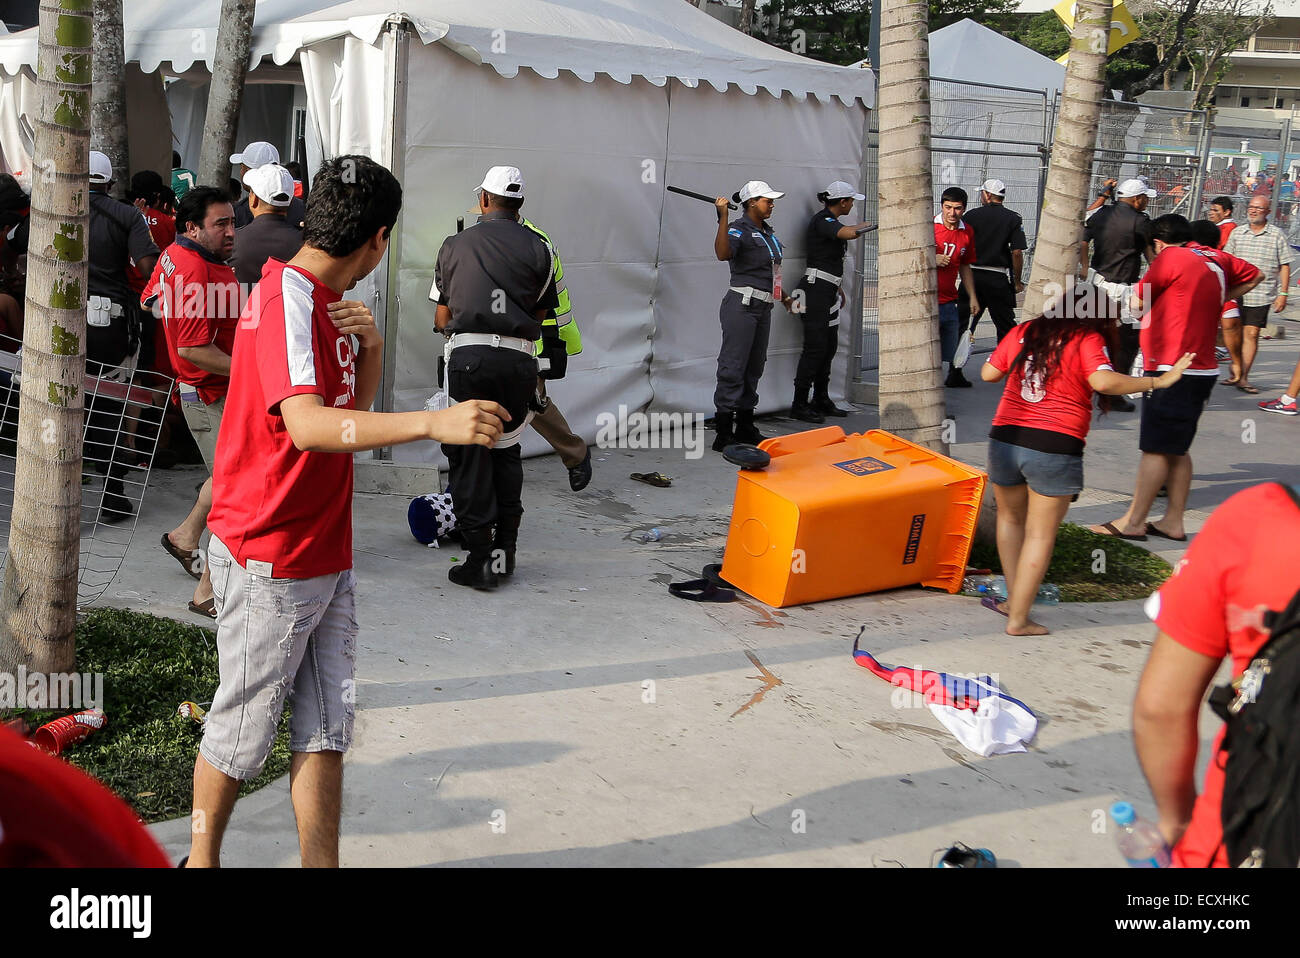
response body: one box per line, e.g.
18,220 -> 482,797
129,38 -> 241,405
114,321 -> 1300,867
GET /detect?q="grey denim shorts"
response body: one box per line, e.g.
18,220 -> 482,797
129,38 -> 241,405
199,535 -> 359,781
986,438 -> 1084,498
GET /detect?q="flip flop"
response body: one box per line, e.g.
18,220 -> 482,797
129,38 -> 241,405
981,595 -> 1008,617
1236,383 -> 1260,395
630,472 -> 672,488
1092,521 -> 1148,541
188,597 -> 217,619
162,533 -> 203,580
1220,378 -> 1240,386
1145,522 -> 1188,542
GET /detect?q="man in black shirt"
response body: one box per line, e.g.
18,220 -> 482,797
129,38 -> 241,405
957,179 -> 1026,346
229,164 -> 303,287
229,141 -> 306,230
430,166 -> 559,590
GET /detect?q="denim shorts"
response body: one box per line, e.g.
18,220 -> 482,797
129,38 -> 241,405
986,438 -> 1084,497
199,535 -> 359,781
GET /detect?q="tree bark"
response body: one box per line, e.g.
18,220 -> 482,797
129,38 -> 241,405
876,0 -> 945,450
197,0 -> 254,190
0,0 -> 92,676
739,0 -> 757,34
90,0 -> 127,199
1024,0 -> 1114,320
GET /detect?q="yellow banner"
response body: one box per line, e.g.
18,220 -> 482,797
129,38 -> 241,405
1054,0 -> 1140,63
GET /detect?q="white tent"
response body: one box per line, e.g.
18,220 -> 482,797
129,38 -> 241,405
927,18 -> 1064,99
1,1 -> 874,465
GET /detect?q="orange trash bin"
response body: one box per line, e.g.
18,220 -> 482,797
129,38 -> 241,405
719,427 -> 986,608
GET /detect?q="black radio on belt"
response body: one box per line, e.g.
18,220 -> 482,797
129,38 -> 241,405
537,329 -> 567,381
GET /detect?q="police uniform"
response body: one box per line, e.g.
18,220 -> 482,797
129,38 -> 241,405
957,180 -> 1027,343
716,181 -> 785,448
429,168 -> 559,589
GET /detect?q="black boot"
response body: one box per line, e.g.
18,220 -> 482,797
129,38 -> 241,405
945,366 -> 973,388
790,385 -> 825,424
491,515 -> 520,577
711,411 -> 734,452
812,386 -> 849,418
448,527 -> 500,591
100,475 -> 134,525
733,409 -> 765,445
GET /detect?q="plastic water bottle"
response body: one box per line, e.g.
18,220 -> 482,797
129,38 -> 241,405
1036,583 -> 1061,605
1110,802 -> 1170,867
635,528 -> 663,543
961,574 -> 1007,600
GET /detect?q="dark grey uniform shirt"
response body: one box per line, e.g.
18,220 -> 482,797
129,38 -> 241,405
962,203 -> 1027,271
234,194 -> 306,230
430,210 -> 559,341
804,208 -> 847,275
1085,202 -> 1152,285
230,213 -> 303,287
726,214 -> 783,291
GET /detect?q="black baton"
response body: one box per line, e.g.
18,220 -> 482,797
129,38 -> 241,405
668,185 -> 738,210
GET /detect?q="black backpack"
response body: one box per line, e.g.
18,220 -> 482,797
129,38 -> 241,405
1209,491 -> 1300,867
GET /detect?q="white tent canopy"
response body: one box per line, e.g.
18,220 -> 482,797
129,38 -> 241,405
1,1 -> 874,466
926,18 -> 1064,98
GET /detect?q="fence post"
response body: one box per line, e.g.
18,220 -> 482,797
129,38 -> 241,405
1189,109 -> 1212,220
1272,112 -> 1293,225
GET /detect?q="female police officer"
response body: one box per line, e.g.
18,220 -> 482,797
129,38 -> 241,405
790,181 -> 873,423
711,181 -> 790,451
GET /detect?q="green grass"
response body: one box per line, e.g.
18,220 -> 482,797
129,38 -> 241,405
6,607 -> 290,823
969,522 -> 1173,602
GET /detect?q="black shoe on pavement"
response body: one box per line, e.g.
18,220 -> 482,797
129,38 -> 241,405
812,393 -> 850,417
568,448 -> 592,492
712,411 -> 735,452
790,399 -> 825,424
733,409 -> 765,445
945,368 -> 973,388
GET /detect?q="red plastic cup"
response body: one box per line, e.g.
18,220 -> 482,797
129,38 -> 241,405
32,708 -> 107,755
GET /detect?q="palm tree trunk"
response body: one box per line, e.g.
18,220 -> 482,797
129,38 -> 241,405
91,0 -> 128,199
739,0 -> 757,35
876,0 -> 945,450
1023,0 -> 1114,319
0,0 -> 92,676
197,0 -> 255,189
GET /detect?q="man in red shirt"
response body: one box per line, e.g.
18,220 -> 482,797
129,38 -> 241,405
185,156 -> 506,868
1205,195 -> 1236,250
934,187 -> 979,387
1133,482 -> 1300,866
143,186 -> 238,618
1093,214 -> 1261,542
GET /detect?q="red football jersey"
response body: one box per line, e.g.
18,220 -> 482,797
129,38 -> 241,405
1217,220 -> 1236,250
934,216 -> 975,305
207,258 -> 358,579
1147,483 -> 1300,867
988,319 -> 1114,443
127,206 -> 176,295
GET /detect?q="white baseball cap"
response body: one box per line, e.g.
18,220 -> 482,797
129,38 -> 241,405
738,180 -> 784,202
243,163 -> 294,208
1117,178 -> 1157,199
981,178 -> 1006,196
476,166 -> 525,199
229,141 -> 280,169
823,180 -> 865,201
89,151 -> 112,184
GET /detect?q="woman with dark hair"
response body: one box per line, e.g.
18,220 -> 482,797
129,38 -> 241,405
980,281 -> 1194,636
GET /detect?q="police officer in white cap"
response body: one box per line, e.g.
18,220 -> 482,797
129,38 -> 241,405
229,141 -> 306,229
956,178 -> 1027,357
711,180 -> 790,450
789,180 -> 874,422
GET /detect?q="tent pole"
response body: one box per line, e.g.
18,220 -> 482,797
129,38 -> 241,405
377,17 -> 410,459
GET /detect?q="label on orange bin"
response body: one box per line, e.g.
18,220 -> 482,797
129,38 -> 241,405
903,513 -> 926,564
831,456 -> 894,477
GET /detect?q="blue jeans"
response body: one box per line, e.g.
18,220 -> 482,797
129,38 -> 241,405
938,302 -> 960,364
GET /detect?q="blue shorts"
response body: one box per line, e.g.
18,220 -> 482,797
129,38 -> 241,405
987,438 -> 1084,497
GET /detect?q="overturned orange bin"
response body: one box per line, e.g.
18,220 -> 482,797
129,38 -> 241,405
720,427 -> 986,608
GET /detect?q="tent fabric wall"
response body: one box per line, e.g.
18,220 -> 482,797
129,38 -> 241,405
0,69 -> 35,176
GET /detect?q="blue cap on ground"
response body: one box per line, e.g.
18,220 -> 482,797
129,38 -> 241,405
407,492 -> 458,544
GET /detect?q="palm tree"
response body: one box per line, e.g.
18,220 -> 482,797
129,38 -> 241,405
1023,0 -> 1115,319
197,0 -> 255,189
91,0 -> 128,199
0,0 -> 92,674
875,0 -> 945,450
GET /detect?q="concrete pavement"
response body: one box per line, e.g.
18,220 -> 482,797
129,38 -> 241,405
115,320 -> 1300,867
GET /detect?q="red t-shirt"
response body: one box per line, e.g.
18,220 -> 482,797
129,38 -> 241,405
207,258 -> 357,580
1136,244 -> 1259,374
1146,482 -> 1300,868
126,207 -> 176,295
1217,221 -> 1236,250
0,724 -> 171,866
141,239 -> 240,403
987,318 -> 1113,443
934,216 -> 975,304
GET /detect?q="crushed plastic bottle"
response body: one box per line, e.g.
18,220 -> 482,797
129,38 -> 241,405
1036,583 -> 1061,605
961,574 -> 1007,600
634,528 -> 663,543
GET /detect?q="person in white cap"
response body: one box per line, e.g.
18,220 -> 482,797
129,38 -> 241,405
430,165 -> 560,590
788,180 -> 873,422
229,164 -> 303,287
956,178 -> 1028,359
229,141 -> 306,229
710,180 -> 791,449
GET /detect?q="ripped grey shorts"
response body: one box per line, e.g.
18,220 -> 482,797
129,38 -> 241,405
199,534 -> 359,781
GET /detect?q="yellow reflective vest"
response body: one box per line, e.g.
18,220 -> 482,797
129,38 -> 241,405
522,218 -> 583,356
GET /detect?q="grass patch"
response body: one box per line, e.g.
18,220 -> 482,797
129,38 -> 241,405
6,607 -> 290,823
969,522 -> 1173,602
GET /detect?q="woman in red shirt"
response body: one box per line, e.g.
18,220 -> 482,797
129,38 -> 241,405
980,281 -> 1194,636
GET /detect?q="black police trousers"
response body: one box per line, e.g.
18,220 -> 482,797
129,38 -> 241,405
957,270 -> 1018,343
442,344 -> 537,534
793,278 -> 839,392
714,290 -> 772,413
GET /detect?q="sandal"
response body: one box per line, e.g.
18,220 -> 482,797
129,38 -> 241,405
1091,521 -> 1148,541
630,472 -> 672,488
162,533 -> 203,580
980,595 -> 1009,617
1236,383 -> 1260,395
1145,522 -> 1187,542
187,597 -> 217,619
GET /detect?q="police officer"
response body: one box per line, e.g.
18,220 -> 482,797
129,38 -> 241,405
228,141 -> 306,229
712,181 -> 790,451
790,181 -> 873,423
430,166 -> 559,590
957,179 -> 1027,355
